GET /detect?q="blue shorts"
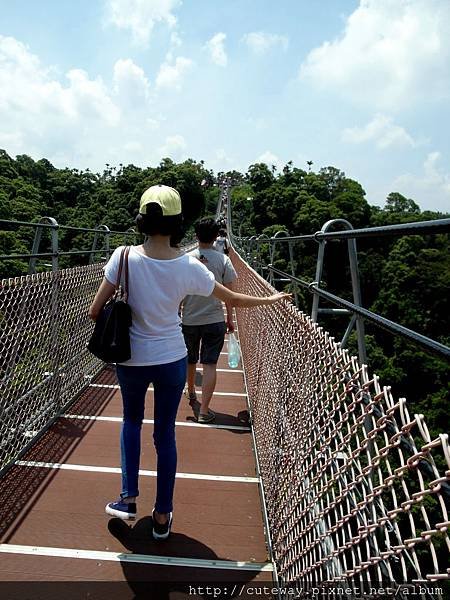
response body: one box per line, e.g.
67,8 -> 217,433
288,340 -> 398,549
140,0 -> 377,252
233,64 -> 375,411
182,321 -> 227,365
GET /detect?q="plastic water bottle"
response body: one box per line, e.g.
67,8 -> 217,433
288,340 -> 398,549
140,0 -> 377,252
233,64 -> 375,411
228,333 -> 241,369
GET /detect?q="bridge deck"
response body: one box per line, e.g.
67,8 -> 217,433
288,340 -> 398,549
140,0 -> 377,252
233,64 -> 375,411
0,342 -> 273,595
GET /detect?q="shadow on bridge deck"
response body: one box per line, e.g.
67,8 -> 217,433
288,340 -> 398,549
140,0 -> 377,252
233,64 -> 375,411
0,341 -> 274,598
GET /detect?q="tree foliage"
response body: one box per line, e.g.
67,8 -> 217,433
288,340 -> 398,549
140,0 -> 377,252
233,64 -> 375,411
0,151 -> 212,277
228,161 -> 449,442
0,151 -> 448,442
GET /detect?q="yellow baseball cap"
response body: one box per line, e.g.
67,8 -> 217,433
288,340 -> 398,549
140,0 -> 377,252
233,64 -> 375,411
139,185 -> 182,216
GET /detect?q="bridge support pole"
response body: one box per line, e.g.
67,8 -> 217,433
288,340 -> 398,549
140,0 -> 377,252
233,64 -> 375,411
347,236 -> 367,365
90,225 -> 110,264
28,217 -> 59,274
311,219 -> 367,365
311,240 -> 326,322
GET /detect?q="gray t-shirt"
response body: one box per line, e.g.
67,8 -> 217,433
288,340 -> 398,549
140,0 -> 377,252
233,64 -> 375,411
182,248 -> 237,325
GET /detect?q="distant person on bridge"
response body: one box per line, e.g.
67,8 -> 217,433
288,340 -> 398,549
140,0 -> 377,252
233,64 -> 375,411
214,228 -> 229,255
181,218 -> 237,423
89,184 -> 291,541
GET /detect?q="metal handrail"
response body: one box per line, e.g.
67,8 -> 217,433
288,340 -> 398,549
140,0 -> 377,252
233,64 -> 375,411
0,250 -> 118,260
219,181 -> 450,365
268,264 -> 450,361
0,233 -> 199,478
211,182 -> 450,586
0,218 -> 136,235
0,217 -> 139,273
233,218 -> 450,244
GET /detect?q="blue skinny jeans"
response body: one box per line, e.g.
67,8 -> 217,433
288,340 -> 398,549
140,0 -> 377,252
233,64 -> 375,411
116,357 -> 187,513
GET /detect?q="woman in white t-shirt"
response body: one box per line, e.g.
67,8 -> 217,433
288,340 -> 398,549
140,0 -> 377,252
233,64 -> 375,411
89,185 -> 290,540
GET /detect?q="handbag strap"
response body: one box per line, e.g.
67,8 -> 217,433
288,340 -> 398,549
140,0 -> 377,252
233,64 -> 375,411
115,246 -> 131,301
116,247 -> 126,289
123,246 -> 130,302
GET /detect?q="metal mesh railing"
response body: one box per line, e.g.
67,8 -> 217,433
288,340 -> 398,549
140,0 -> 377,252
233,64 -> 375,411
0,264 -> 104,474
1,226 -> 448,591
0,237 -> 197,476
231,249 -> 450,590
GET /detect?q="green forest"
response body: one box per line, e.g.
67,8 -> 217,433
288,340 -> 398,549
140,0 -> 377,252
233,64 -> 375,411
0,149 -> 448,442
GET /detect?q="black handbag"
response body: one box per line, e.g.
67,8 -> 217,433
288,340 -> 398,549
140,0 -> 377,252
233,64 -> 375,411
88,246 -> 132,363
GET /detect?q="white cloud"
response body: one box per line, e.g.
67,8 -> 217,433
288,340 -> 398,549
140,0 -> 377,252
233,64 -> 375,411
66,69 -> 121,126
124,140 -> 143,153
205,33 -> 227,67
206,148 -> 236,172
104,0 -> 181,46
0,35 -> 169,170
0,131 -> 24,156
158,134 -> 187,160
392,151 -> 450,212
342,114 -> 416,149
146,117 -> 160,129
170,31 -> 182,48
256,150 -> 282,170
300,0 -> 450,110
247,116 -> 268,131
113,58 -> 151,104
165,31 -> 183,61
0,35 -> 120,128
156,56 -> 193,90
215,148 -> 234,165
242,31 -> 289,55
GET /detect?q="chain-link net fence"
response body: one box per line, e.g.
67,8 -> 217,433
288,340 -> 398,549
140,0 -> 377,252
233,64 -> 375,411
1,236 -> 448,591
230,249 -> 449,590
0,264 -> 104,474
0,235 -> 198,477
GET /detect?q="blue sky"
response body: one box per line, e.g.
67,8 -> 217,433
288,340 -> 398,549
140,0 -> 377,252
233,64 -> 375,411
1,0 -> 449,212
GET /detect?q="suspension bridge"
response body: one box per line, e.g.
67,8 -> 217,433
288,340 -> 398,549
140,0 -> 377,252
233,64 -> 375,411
0,186 -> 449,599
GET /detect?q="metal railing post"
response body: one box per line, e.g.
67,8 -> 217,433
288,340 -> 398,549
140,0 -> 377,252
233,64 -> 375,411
124,227 -> 136,247
271,231 -> 298,306
48,218 -> 62,410
268,238 -> 275,285
49,218 -> 59,272
104,226 -> 111,261
248,236 -> 256,268
340,314 -> 357,348
311,239 -> 326,322
286,240 -> 297,307
90,225 -> 111,263
28,217 -> 58,274
29,224 -> 44,274
225,193 -> 450,363
311,219 -> 367,365
347,236 -> 367,364
256,234 -> 269,278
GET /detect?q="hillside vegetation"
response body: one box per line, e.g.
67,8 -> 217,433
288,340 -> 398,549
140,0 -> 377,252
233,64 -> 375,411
0,150 -> 448,439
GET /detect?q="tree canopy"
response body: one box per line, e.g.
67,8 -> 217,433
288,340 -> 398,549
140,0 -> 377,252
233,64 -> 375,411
226,161 -> 449,445
0,151 -> 217,276
0,150 -> 448,442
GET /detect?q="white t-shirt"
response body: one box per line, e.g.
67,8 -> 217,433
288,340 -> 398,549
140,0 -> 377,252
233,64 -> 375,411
103,246 -> 216,366
213,236 -> 228,254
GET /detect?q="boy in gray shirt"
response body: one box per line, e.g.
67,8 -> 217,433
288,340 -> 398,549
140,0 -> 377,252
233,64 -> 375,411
182,218 -> 237,423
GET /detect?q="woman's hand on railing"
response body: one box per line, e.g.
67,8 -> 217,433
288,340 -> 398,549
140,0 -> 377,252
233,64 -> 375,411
213,282 -> 292,308
268,292 -> 293,304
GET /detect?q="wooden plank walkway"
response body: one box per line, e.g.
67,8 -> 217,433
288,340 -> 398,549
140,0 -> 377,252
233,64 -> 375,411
0,340 -> 274,597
